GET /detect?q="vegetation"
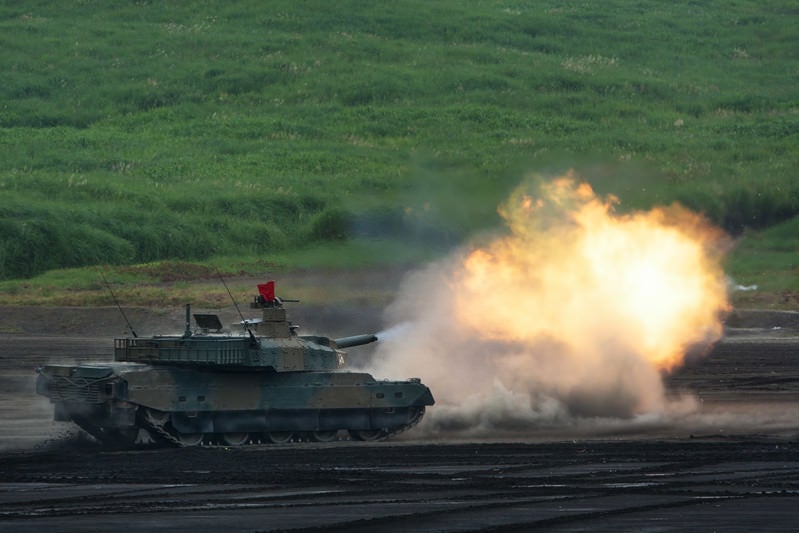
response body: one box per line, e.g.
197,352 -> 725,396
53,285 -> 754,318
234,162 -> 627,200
0,1 -> 797,305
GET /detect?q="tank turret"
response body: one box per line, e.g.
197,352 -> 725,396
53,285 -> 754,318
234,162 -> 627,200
35,281 -> 434,448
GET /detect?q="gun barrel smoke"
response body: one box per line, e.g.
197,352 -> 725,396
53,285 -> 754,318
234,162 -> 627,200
368,175 -> 729,436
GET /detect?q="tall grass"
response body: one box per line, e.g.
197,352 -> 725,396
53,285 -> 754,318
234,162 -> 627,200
1,1 -> 797,281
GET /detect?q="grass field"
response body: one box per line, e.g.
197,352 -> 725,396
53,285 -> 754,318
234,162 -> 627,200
1,1 -> 797,304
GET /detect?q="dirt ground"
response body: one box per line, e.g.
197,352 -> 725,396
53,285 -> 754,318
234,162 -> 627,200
0,293 -> 798,531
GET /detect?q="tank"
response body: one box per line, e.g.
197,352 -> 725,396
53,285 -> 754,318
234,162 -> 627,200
35,281 -> 434,448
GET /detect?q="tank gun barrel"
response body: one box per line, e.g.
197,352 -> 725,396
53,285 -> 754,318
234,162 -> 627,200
334,334 -> 378,349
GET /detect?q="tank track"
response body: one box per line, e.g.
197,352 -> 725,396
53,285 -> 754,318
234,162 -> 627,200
72,416 -> 158,449
140,409 -> 183,447
378,406 -> 423,440
83,406 -> 429,449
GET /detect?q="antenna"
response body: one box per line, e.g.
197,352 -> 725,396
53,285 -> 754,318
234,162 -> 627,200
218,273 -> 257,343
219,274 -> 246,322
100,270 -> 137,338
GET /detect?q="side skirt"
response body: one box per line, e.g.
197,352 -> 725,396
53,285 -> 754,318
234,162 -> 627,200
170,408 -> 417,434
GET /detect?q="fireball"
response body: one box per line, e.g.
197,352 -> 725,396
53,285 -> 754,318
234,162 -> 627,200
374,173 -> 730,429
455,175 -> 729,372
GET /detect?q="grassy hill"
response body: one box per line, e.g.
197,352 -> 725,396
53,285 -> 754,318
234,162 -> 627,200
0,1 -> 797,302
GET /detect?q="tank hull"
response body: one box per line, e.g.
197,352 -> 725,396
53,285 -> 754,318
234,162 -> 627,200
34,281 -> 435,447
36,362 -> 433,447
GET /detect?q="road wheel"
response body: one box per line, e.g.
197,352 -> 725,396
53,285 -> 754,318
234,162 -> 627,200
178,433 -> 204,447
222,433 -> 249,446
349,429 -> 388,442
311,430 -> 338,442
265,431 -> 293,444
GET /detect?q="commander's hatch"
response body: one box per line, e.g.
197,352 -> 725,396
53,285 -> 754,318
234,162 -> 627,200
194,313 -> 223,333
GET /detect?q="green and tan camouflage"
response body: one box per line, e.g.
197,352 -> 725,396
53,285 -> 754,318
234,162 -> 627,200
35,282 -> 434,448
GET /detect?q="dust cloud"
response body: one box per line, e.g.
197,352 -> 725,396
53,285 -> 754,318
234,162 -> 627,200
369,173 -> 731,437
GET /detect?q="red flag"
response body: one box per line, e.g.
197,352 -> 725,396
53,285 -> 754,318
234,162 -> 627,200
257,281 -> 275,302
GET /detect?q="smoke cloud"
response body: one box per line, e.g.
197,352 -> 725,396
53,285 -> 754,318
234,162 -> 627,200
369,174 -> 730,437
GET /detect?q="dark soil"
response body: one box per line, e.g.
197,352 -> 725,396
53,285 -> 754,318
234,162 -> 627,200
0,302 -> 797,531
